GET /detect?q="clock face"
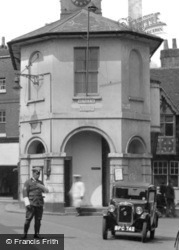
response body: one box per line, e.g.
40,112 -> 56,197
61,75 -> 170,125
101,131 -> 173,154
71,0 -> 91,7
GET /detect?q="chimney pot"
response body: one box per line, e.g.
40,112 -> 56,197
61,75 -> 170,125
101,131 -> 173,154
172,38 -> 177,49
163,40 -> 168,50
1,37 -> 5,48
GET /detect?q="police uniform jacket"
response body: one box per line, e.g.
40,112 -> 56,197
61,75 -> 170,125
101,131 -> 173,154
23,178 -> 45,207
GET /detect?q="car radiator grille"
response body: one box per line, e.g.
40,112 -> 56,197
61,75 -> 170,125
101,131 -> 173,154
118,205 -> 133,223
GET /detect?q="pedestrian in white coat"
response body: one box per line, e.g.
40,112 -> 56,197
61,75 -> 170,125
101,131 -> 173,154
70,175 -> 85,216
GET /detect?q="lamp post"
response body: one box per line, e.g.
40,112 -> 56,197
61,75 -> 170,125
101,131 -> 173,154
86,4 -> 98,96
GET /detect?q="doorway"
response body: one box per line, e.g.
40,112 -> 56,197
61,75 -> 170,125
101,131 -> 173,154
64,130 -> 110,207
64,157 -> 72,207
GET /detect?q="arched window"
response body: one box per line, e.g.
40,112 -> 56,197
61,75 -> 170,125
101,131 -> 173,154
127,137 -> 146,154
27,140 -> 45,154
28,51 -> 43,100
129,50 -> 143,98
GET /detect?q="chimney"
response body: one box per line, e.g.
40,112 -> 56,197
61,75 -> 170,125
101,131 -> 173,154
160,38 -> 179,68
163,40 -> 168,50
128,0 -> 142,20
172,38 -> 177,49
0,37 -> 6,49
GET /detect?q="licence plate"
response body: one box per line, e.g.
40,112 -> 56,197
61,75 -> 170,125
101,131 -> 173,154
114,225 -> 135,232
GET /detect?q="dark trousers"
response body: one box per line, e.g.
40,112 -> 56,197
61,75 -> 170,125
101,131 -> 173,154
24,206 -> 43,235
166,198 -> 175,217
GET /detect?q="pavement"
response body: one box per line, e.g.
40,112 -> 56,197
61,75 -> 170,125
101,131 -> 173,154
2,197 -> 179,217
0,197 -> 105,216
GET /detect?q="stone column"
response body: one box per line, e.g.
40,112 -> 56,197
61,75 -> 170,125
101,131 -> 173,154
44,156 -> 65,212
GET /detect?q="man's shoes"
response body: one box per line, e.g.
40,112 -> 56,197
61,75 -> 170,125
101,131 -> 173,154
34,234 -> 43,239
21,234 -> 27,239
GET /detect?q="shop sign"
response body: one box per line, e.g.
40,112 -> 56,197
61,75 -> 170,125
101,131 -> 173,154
119,12 -> 166,35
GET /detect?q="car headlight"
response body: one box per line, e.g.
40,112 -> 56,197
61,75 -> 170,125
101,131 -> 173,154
136,206 -> 143,215
108,204 -> 115,213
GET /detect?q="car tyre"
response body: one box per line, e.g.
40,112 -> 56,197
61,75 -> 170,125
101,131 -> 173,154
141,221 -> 147,243
102,218 -> 108,240
150,229 -> 155,240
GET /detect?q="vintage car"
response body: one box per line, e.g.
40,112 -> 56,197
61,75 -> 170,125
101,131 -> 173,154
102,182 -> 159,242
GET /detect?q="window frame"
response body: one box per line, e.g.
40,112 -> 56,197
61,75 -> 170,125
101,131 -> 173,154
160,114 -> 175,136
28,51 -> 43,102
0,110 -> 6,137
153,160 -> 179,187
0,78 -> 6,93
74,46 -> 99,97
0,110 -> 6,123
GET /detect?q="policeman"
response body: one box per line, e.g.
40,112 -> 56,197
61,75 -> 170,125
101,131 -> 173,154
22,166 -> 49,239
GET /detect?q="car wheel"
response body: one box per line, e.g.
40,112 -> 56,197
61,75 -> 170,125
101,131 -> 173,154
102,218 -> 108,240
141,222 -> 147,243
150,229 -> 155,240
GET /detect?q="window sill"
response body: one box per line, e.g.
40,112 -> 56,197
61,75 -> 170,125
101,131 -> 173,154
0,90 -> 6,93
27,98 -> 45,106
73,96 -> 102,101
0,133 -> 6,137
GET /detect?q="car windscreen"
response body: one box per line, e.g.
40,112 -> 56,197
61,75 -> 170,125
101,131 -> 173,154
114,187 -> 147,200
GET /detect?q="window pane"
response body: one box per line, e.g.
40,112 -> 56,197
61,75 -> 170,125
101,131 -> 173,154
163,167 -> 167,174
154,176 -> 167,186
75,49 -> 86,60
0,111 -> 6,123
159,167 -> 163,174
160,124 -> 165,135
154,168 -> 158,174
165,124 -> 173,136
75,73 -> 86,94
89,48 -> 98,60
171,167 -> 174,175
75,60 -> 86,71
160,115 -> 165,122
0,78 -> 6,90
87,73 -> 97,93
159,162 -> 163,168
74,47 -> 99,95
170,176 -> 178,187
88,60 -> 98,71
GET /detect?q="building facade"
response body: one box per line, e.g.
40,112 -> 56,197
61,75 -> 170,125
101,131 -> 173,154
151,39 -> 179,201
8,0 -> 162,211
0,37 -> 19,198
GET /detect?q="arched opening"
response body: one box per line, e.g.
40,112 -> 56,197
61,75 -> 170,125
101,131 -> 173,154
27,140 -> 45,154
127,137 -> 148,182
63,130 -> 110,207
128,137 -> 146,154
28,51 -> 43,101
129,49 -> 143,98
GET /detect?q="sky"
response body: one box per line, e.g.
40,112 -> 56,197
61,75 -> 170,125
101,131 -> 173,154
0,0 -> 178,66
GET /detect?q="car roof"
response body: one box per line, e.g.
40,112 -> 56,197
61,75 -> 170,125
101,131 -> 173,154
112,181 -> 156,190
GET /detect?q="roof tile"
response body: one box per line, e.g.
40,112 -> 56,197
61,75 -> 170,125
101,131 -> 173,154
11,10 -> 126,41
150,68 -> 179,112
